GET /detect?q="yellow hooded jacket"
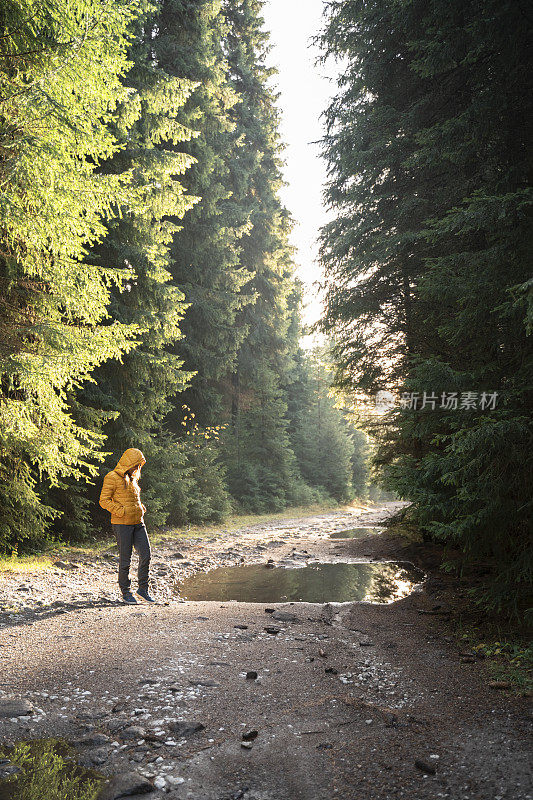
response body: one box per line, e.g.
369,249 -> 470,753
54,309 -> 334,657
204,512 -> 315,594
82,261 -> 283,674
99,448 -> 146,525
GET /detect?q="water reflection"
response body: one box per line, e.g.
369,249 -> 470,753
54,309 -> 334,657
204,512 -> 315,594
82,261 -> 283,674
329,527 -> 384,539
179,561 -> 424,604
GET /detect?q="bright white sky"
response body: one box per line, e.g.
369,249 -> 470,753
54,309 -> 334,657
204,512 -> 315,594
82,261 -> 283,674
261,0 -> 338,330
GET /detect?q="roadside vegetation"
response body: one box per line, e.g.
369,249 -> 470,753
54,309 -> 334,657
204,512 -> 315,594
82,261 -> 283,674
319,0 -> 532,617
0,740 -> 103,800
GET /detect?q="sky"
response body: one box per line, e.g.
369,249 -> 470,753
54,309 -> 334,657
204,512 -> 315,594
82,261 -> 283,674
261,0 -> 338,330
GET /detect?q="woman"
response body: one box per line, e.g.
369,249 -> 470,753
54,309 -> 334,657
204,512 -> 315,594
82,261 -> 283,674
99,448 -> 155,604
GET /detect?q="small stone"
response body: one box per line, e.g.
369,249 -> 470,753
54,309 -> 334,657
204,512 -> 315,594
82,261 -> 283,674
91,747 -> 110,766
122,726 -> 146,740
264,608 -> 275,614
272,611 -> 299,623
96,770 -> 155,799
325,667 -> 338,675
153,777 -> 166,790
264,627 -> 281,635
188,679 -> 217,687
415,759 -> 436,775
242,730 -> 258,742
76,733 -> 111,747
245,671 -> 258,680
0,698 -> 34,717
318,648 -> 327,658
0,760 -> 21,779
168,721 -> 205,738
359,641 -> 375,647
106,719 -> 126,733
241,741 -> 253,750
167,776 -> 185,786
229,788 -> 250,800
234,624 -> 248,630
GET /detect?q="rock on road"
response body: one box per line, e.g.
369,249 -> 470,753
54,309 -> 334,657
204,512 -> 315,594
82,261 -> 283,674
0,502 -> 531,800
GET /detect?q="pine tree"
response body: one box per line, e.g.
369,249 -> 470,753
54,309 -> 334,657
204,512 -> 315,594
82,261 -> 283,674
154,0 -> 253,429
221,0 -> 302,510
72,4 -> 201,531
0,0 -> 147,550
319,0 -> 533,611
288,346 -> 359,504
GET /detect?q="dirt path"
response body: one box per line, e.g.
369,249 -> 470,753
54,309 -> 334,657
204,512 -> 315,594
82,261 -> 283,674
0,503 -> 531,800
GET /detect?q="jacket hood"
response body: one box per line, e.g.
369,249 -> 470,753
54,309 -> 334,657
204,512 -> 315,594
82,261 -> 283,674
114,448 -> 146,477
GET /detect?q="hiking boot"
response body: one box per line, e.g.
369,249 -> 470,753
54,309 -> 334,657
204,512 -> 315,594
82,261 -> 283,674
136,589 -> 156,603
122,592 -> 138,605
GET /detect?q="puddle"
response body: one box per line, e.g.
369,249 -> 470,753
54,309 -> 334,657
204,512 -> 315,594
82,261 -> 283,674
179,561 -> 424,604
329,527 -> 384,539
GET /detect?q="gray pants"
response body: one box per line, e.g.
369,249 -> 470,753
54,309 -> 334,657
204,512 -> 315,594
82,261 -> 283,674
112,523 -> 151,595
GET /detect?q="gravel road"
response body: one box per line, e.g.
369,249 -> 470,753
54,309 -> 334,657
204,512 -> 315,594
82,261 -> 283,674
0,502 -> 531,800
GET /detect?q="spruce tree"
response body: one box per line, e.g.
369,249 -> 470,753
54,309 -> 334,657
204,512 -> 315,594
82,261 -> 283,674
319,0 -> 533,610
74,4 -> 201,530
221,0 -> 302,510
0,0 -> 146,550
155,0 -> 253,429
288,346 -> 360,504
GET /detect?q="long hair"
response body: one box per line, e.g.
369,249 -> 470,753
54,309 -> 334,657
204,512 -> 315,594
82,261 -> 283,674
124,464 -> 142,487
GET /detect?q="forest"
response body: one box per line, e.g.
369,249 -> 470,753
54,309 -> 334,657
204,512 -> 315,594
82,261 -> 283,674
319,0 -> 532,614
0,0 -> 366,552
1,0 -> 531,616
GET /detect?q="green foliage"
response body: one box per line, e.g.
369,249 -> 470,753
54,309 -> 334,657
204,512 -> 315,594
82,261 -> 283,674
161,410 -> 231,525
158,0 -> 253,428
347,427 -> 371,499
288,347 -> 358,503
184,439 -> 232,523
0,461 -> 57,554
1,0 -> 378,554
0,0 -> 148,550
224,364 -> 298,512
220,0 -> 306,510
70,0 -> 200,532
0,739 -> 103,800
319,0 -> 533,613
474,640 -> 533,695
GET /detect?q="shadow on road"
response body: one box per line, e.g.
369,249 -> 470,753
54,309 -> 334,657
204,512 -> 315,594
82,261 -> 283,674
0,598 -> 125,630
